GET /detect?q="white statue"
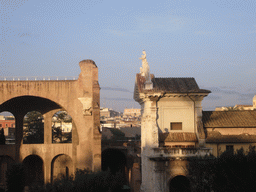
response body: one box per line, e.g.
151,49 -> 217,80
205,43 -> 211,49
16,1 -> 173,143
139,50 -> 150,82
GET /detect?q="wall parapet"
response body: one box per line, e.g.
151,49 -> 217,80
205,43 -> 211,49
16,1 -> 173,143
0,76 -> 78,81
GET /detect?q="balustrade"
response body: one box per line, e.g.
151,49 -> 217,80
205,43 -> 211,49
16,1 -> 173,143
151,147 -> 212,159
0,76 -> 78,81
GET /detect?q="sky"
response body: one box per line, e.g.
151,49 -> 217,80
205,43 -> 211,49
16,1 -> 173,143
1,0 -> 256,112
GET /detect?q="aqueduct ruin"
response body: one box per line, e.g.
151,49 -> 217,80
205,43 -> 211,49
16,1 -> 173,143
0,60 -> 101,184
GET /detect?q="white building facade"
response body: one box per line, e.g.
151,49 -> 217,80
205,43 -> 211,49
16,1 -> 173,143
134,51 -> 211,192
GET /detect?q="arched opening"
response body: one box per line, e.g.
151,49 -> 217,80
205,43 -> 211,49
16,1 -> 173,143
0,112 -> 15,144
23,155 -> 44,186
102,148 -> 127,184
23,111 -> 44,144
51,154 -> 73,182
52,111 -> 72,143
0,156 -> 14,186
169,175 -> 191,192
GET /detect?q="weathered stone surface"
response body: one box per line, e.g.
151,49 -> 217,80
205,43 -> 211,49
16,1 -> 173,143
0,59 -> 101,184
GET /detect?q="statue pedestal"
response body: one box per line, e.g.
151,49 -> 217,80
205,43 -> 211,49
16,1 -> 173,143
144,81 -> 153,90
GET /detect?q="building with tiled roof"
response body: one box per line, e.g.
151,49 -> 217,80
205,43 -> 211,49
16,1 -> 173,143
134,51 -> 256,192
134,51 -> 211,192
203,110 -> 256,156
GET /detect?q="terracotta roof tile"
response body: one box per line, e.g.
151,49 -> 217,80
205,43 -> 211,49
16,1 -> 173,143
203,111 -> 256,128
206,131 -> 256,143
135,73 -> 210,93
159,132 -> 197,142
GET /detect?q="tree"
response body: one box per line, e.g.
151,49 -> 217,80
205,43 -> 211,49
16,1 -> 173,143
52,111 -> 72,143
188,147 -> 256,192
23,111 -> 44,144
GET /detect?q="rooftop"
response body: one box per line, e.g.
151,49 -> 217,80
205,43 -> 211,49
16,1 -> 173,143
203,111 -> 256,128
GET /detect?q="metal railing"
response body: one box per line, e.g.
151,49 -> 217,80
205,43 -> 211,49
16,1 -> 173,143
0,76 -> 78,81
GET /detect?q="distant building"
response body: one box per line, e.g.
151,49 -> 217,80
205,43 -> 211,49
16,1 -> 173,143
123,108 -> 141,118
100,108 -> 120,118
0,116 -> 15,144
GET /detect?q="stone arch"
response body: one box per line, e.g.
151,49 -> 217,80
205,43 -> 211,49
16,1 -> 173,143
169,175 -> 191,192
0,96 -> 79,145
51,154 -> 73,182
52,110 -> 72,143
0,156 -> 14,185
23,155 -> 44,186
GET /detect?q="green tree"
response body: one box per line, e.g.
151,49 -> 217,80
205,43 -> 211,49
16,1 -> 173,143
188,147 -> 256,192
23,111 -> 44,144
52,111 -> 72,143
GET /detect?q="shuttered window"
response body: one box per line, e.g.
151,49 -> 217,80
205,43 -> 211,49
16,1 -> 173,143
170,122 -> 182,130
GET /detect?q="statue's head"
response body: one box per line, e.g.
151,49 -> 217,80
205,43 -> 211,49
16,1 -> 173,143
142,50 -> 146,54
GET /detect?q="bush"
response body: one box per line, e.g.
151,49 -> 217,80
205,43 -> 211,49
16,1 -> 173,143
188,147 -> 256,192
36,169 -> 124,192
6,163 -> 25,192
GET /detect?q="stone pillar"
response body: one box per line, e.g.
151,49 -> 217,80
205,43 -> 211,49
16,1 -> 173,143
44,156 -> 51,183
153,161 -> 167,192
14,113 -> 25,162
140,97 -> 159,192
43,110 -> 59,183
44,110 -> 59,144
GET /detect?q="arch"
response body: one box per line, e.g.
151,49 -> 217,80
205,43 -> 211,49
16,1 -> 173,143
51,154 -> 73,182
0,96 -> 62,115
23,155 -> 44,186
169,175 -> 191,192
23,111 -> 44,144
0,156 -> 14,185
52,110 -> 72,143
0,96 -> 79,145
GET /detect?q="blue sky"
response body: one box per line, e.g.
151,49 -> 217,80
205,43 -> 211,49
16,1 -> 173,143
1,0 -> 256,112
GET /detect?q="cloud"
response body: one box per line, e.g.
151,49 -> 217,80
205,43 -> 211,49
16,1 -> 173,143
203,86 -> 256,101
204,95 -> 222,100
206,87 -> 239,95
19,33 -> 31,38
101,87 -> 131,93
104,97 -> 134,101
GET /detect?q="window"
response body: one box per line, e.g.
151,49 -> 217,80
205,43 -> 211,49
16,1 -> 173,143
0,124 -> 2,128
226,145 -> 234,153
170,122 -> 182,130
